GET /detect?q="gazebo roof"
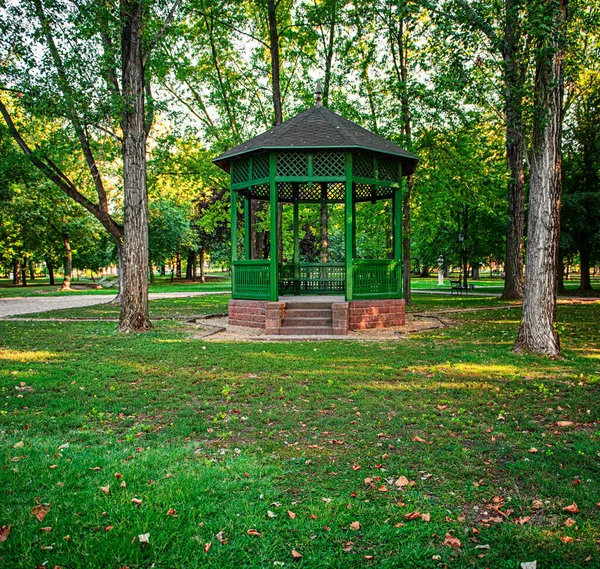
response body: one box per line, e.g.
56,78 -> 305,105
213,105 -> 419,176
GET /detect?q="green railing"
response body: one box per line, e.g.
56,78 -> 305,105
353,259 -> 401,298
232,260 -> 271,299
279,263 -> 345,295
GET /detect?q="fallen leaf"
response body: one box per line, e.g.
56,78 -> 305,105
100,485 -> 110,494
166,508 -> 177,516
309,514 -> 317,520
421,513 -> 431,522
40,527 -> 52,532
412,435 -> 428,443
349,521 -> 360,530
443,533 -> 461,548
138,533 -> 150,543
31,505 -> 50,522
395,475 -> 410,488
49,465 -> 58,469
267,510 -> 277,518
343,541 -> 353,552
563,503 -> 579,514
247,529 -> 261,537
120,481 -> 127,488
532,499 -> 544,510
377,485 -> 388,492
291,550 -> 302,559
564,518 -> 576,527
557,421 -> 573,427
352,464 -> 361,471
515,516 -> 531,525
13,441 -> 24,449
560,536 -> 573,544
404,511 -> 421,521
437,405 -> 448,411
364,555 -> 374,560
104,525 -> 114,532
131,498 -> 142,507
216,531 -> 225,544
90,466 -> 101,471
58,443 -> 69,450
0,526 -> 10,542
203,542 -> 211,553
520,561 -> 537,569
529,448 -> 538,453
288,510 -> 296,520
475,544 -> 490,550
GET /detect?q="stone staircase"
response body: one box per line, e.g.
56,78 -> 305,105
277,301 -> 334,335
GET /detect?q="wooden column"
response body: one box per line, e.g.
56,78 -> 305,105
230,189 -> 238,262
269,152 -> 279,301
344,152 -> 353,301
293,200 -> 300,295
244,197 -> 251,260
393,182 -> 402,298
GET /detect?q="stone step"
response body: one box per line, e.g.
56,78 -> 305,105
282,316 -> 332,327
277,326 -> 334,335
283,308 -> 333,319
283,301 -> 334,310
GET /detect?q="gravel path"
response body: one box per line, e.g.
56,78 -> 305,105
0,291 -> 230,318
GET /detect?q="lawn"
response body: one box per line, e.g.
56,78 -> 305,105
1,295 -> 599,568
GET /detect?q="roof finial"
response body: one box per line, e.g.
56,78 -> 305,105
315,80 -> 323,106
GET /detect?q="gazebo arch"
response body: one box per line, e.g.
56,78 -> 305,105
213,92 -> 418,335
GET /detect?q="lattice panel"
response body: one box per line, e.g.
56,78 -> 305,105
354,183 -> 373,200
298,182 -> 321,201
232,158 -> 250,185
327,182 -> 345,201
277,182 -> 294,201
250,183 -> 270,200
252,153 -> 269,180
354,154 -> 375,179
375,185 -> 394,199
276,152 -> 308,177
314,151 -> 345,177
378,158 -> 398,182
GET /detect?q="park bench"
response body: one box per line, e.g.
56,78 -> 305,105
450,280 -> 475,296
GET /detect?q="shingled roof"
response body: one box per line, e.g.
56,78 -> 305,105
213,105 -> 419,176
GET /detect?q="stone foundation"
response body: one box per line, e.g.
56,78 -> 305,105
228,298 -> 405,335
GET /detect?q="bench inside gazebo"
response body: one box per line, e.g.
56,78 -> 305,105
213,89 -> 418,336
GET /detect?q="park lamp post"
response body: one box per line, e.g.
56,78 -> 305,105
438,255 -> 444,286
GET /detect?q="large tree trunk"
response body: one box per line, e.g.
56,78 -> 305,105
29,260 -> 35,281
186,251 -> 195,279
515,0 -> 566,357
501,0 -> 526,300
199,248 -> 206,283
119,0 -> 151,332
13,260 -> 20,285
21,258 -> 27,287
579,248 -> 592,291
60,234 -> 72,291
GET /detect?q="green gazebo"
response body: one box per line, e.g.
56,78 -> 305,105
213,94 -> 418,310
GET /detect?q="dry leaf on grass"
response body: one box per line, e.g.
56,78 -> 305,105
443,533 -> 461,548
203,542 -> 211,553
216,531 -> 226,544
395,475 -> 410,488
247,529 -> 261,537
412,435 -> 429,443
560,536 -> 573,544
309,514 -> 317,520
288,510 -> 296,519
563,503 -> 579,514
13,441 -> 24,449
421,513 -> 431,522
349,521 -> 360,530
31,505 -> 50,522
90,466 -> 101,471
104,525 -> 114,532
138,533 -> 150,543
267,510 -> 277,518
437,405 -> 448,411
131,498 -> 142,507
40,527 -> 52,532
532,499 -> 544,509
0,526 -> 10,542
557,421 -> 574,427
377,485 -> 388,492
99,485 -> 110,494
364,555 -> 374,560
515,516 -> 531,525
343,541 -> 353,552
291,550 -> 302,559
166,508 -> 177,516
404,511 -> 421,521
564,518 -> 576,527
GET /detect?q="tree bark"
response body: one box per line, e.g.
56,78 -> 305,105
579,248 -> 592,291
501,0 -> 526,300
13,260 -> 20,285
60,233 -> 72,291
199,248 -> 206,283
29,260 -> 35,281
176,252 -> 182,278
149,262 -> 155,285
119,0 -> 151,332
21,258 -> 27,287
186,251 -> 195,279
515,0 -> 567,357
267,0 -> 283,126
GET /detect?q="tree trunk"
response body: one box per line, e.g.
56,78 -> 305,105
46,259 -> 55,285
186,251 -> 195,279
170,260 -> 175,282
119,0 -> 151,332
199,248 -> 206,283
149,262 -> 155,285
60,234 -> 72,291
515,0 -> 566,357
501,0 -> 526,300
176,252 -> 182,278
29,260 -> 35,281
21,258 -> 27,287
472,264 -> 480,280
267,0 -> 283,126
13,260 -> 20,285
579,248 -> 592,291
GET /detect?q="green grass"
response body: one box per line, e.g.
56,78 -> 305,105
1,296 -> 600,568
